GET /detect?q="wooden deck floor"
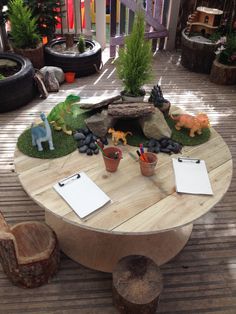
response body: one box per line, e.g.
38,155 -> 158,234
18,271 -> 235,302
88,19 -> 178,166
0,50 -> 236,313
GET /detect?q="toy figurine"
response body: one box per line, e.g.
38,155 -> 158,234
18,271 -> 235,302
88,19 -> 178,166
148,84 -> 170,116
31,112 -> 54,151
171,113 -> 210,137
108,128 -> 132,145
47,94 -> 80,135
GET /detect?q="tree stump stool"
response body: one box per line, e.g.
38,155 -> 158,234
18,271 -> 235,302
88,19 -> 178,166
0,212 -> 60,288
210,59 -> 236,85
112,255 -> 163,314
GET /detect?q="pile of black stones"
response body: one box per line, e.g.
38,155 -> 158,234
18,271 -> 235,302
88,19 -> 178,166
74,127 -> 108,156
145,137 -> 182,154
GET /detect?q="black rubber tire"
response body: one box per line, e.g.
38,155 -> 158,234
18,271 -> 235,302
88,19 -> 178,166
0,53 -> 35,113
44,38 -> 102,77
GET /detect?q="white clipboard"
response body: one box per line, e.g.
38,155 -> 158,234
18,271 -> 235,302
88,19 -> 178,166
53,172 -> 111,218
172,157 -> 213,195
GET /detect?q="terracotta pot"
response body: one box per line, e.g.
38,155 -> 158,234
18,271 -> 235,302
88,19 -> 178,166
103,147 -> 122,172
139,152 -> 157,177
65,72 -> 75,83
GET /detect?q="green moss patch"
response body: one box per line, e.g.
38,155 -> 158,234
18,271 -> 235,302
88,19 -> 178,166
17,127 -> 77,159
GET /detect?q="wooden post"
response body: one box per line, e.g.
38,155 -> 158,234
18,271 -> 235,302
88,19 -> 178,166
83,0 -> 93,38
112,255 -> 163,314
61,0 -> 68,34
164,0 -> 181,50
119,3 -> 126,35
110,0 -> 117,57
73,0 -> 82,35
95,0 -> 106,49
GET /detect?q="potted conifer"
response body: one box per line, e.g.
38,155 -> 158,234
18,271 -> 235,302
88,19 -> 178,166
8,0 -> 44,69
116,9 -> 153,102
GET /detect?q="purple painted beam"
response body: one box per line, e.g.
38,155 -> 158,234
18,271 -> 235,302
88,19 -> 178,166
120,0 -> 166,31
110,29 -> 168,46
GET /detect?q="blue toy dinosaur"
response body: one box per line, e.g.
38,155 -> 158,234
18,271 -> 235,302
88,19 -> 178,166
31,112 -> 54,151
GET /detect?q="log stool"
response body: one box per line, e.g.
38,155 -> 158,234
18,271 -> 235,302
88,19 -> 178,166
0,211 -> 60,288
112,255 -> 163,314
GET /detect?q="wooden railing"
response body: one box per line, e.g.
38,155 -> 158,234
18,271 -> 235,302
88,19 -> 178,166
0,0 -> 180,54
59,0 -> 180,55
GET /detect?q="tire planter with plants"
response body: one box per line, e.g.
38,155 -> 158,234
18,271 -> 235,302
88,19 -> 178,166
0,53 -> 35,113
44,38 -> 102,77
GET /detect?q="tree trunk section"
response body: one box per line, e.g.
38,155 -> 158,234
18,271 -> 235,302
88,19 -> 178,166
108,103 -> 155,118
181,28 -> 217,74
65,33 -> 75,49
112,255 -> 163,314
210,59 -> 236,85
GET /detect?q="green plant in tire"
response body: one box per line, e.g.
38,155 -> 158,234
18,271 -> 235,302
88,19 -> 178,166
77,36 -> 86,53
116,10 -> 153,97
0,73 -> 5,80
8,0 -> 41,49
47,94 -> 80,135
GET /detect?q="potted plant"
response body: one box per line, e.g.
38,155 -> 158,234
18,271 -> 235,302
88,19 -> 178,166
116,10 -> 153,101
210,20 -> 236,85
8,0 -> 44,69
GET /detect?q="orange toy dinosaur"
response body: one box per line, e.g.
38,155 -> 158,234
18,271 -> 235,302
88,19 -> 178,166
171,113 -> 210,137
108,128 -> 132,145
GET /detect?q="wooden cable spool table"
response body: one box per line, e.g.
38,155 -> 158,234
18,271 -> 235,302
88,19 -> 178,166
14,128 -> 232,272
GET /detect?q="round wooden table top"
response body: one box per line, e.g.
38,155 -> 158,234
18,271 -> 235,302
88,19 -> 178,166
14,128 -> 232,235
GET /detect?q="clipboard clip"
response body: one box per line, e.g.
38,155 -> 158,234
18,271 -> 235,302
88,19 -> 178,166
178,157 -> 200,164
58,173 -> 80,187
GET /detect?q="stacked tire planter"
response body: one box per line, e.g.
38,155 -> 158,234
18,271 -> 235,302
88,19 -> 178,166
44,38 -> 102,77
0,53 -> 35,113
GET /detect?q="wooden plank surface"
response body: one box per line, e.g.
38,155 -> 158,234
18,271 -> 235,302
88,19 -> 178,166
14,128 -> 232,234
0,49 -> 236,313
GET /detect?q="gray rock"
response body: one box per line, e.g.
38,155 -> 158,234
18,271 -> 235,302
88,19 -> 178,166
79,145 -> 88,153
74,132 -> 85,141
85,110 -> 116,137
44,71 -> 59,92
40,66 -> 65,84
139,108 -> 171,140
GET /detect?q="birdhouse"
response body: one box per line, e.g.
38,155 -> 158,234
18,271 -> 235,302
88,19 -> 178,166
187,6 -> 223,36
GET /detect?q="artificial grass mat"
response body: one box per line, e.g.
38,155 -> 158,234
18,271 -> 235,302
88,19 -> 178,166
17,127 -> 77,159
114,117 -> 211,147
17,105 -> 93,159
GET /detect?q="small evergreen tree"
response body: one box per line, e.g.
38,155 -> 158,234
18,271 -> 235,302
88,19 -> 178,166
77,36 -> 86,53
8,0 -> 41,49
24,0 -> 64,41
116,10 -> 153,96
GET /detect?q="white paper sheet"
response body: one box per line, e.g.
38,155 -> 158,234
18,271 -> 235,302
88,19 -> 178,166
172,158 -> 213,195
54,172 -> 111,218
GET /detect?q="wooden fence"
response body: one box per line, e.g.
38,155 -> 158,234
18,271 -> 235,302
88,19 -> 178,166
59,0 -> 181,55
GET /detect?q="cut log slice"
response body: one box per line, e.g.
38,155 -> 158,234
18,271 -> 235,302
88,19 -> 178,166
112,255 -> 163,314
108,103 -> 155,118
